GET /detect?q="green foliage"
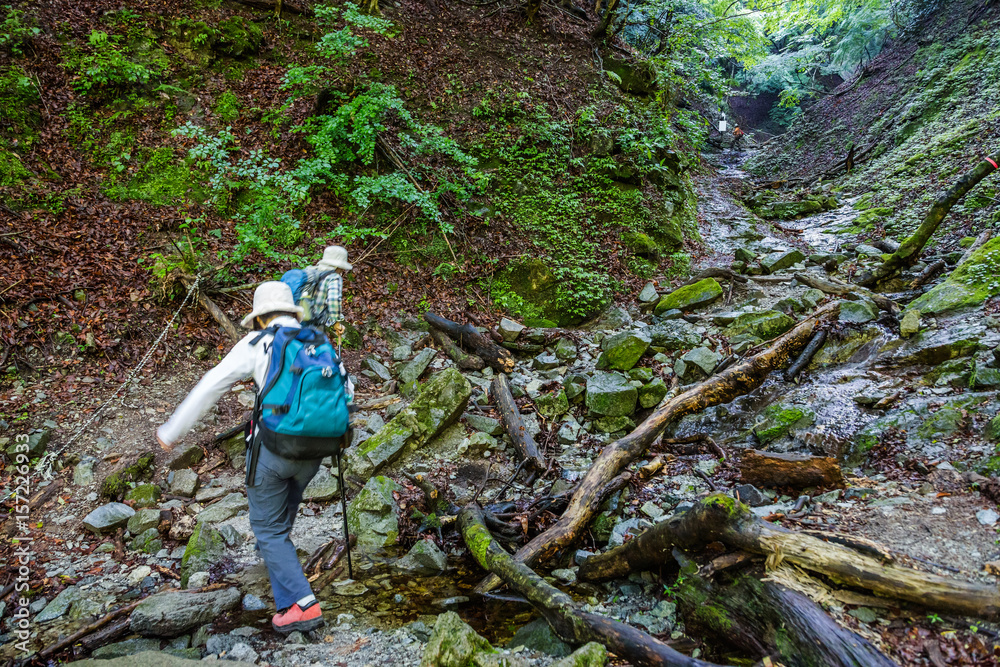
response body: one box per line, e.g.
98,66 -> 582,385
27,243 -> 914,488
0,66 -> 41,149
0,5 -> 39,56
70,30 -> 161,95
105,146 -> 202,205
213,90 -> 241,122
0,148 -> 32,187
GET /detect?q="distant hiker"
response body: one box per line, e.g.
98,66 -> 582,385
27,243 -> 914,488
157,281 -> 353,634
281,245 -> 352,345
732,126 -> 746,150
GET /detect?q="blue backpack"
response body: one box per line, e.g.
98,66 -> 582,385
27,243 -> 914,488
249,325 -> 350,460
280,268 -> 338,327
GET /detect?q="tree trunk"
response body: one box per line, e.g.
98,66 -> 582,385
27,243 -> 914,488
458,504 -> 730,667
425,312 -> 515,373
674,557 -> 896,667
475,304 -> 839,594
579,494 -> 1000,621
856,151 -> 1000,287
429,328 -> 485,371
739,450 -> 844,489
490,374 -> 546,479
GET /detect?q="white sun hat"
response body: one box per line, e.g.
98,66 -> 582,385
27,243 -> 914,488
316,245 -> 353,272
240,281 -> 304,329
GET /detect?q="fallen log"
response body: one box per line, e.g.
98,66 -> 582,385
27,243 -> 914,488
872,238 -> 900,254
429,328 -> 486,371
233,0 -> 314,14
784,329 -> 827,382
579,494 -> 1000,621
739,450 -> 844,489
681,267 -> 748,287
490,374 -> 546,481
857,150 -> 1000,287
793,272 -> 899,313
674,555 -> 897,667
909,259 -> 947,289
181,277 -> 242,342
475,303 -> 840,594
458,504 -> 729,667
958,229 -> 993,266
425,312 -> 515,373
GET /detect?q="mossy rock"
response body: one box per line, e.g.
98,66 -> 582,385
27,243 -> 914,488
420,611 -> 496,667
0,149 -> 34,187
535,389 -> 569,419
130,527 -> 164,555
597,331 -> 651,371
347,476 -> 404,548
810,326 -> 881,367
499,259 -> 602,327
757,199 -> 824,219
124,484 -> 162,508
908,237 -> 1000,314
602,53 -> 657,95
622,231 -> 659,258
100,453 -> 155,500
723,311 -> 795,340
654,278 -> 723,314
752,404 -> 815,445
180,522 -> 226,587
213,17 -> 263,58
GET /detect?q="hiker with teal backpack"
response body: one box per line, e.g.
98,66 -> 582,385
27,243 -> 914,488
157,281 -> 353,634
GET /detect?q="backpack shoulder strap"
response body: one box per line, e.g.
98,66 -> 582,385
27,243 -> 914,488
249,325 -> 280,347
257,326 -> 301,399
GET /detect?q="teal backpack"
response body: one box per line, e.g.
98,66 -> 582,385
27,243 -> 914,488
249,325 -> 350,460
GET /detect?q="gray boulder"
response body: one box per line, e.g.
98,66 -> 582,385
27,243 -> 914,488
302,465 -> 339,502
508,618 -> 571,657
498,317 -> 525,341
674,347 -> 719,383
36,586 -> 82,623
196,492 -> 247,524
180,522 -> 226,587
761,249 -> 806,273
73,651 -> 258,667
170,469 -> 199,498
73,457 -> 97,486
90,639 -> 161,659
167,444 -> 204,470
83,503 -> 135,534
398,347 -> 437,384
127,508 -> 162,535
394,539 -> 449,575
839,300 -> 878,323
129,588 -> 241,637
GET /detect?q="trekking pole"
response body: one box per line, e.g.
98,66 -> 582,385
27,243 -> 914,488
335,448 -> 353,579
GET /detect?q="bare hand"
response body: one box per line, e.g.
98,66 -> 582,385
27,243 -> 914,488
157,433 -> 173,452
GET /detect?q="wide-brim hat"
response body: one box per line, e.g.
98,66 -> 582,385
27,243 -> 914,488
240,281 -> 304,329
316,245 -> 352,272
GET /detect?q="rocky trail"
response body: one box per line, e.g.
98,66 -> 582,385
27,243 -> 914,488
5,148 -> 1000,667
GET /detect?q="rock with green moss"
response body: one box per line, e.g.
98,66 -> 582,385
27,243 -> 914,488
675,347 -> 719,383
648,320 -> 702,350
596,331 -> 651,371
810,326 -> 881,367
899,308 -> 921,337
535,389 -> 569,419
593,415 -> 635,433
654,279 -> 722,314
585,372 -> 637,417
348,368 -> 472,478
761,249 -> 806,273
180,522 -> 226,587
550,643 -> 608,667
971,364 -> 1000,389
724,311 -> 795,340
638,377 -> 668,408
879,322 -> 983,366
0,149 -> 33,187
908,238 -> 1000,314
213,17 -> 263,58
5,429 -> 49,460
420,611 -> 496,667
622,231 -> 659,258
758,200 -> 823,219
125,484 -> 162,508
752,404 -> 814,444
100,453 -> 155,500
499,259 -> 604,327
985,415 -> 1000,441
839,300 -> 878,323
128,508 -> 162,535
131,527 -> 163,555
347,476 -> 404,548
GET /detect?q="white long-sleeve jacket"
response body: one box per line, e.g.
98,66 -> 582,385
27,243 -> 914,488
157,316 -> 352,447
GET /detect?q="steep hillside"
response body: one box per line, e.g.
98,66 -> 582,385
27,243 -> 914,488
746,0 -> 1000,247
0,0 -> 699,401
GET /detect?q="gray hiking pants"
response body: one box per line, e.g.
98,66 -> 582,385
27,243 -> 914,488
246,443 -> 321,611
